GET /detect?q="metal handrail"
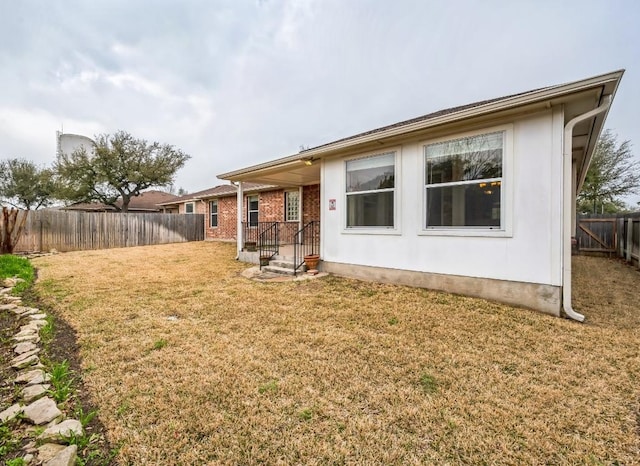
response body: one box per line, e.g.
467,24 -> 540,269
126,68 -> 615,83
242,222 -> 299,249
258,222 -> 279,269
293,221 -> 320,275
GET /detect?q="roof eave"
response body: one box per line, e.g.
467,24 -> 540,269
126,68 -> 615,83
576,74 -> 625,192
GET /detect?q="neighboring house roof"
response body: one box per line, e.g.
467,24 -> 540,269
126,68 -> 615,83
62,202 -> 113,212
116,190 -> 179,210
218,69 -> 624,189
157,182 -> 276,206
62,190 -> 179,212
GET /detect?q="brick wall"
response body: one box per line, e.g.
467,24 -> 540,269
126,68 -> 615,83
256,190 -> 285,222
178,201 -> 206,215
178,184 -> 322,242
258,185 -> 320,224
303,184 -> 320,223
205,196 -> 237,240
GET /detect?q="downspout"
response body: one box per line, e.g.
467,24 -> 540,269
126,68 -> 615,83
562,95 -> 612,322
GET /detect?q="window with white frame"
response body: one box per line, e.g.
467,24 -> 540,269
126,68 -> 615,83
247,195 -> 259,226
209,200 -> 218,227
425,131 -> 504,228
284,190 -> 299,222
346,152 -> 395,228
185,202 -> 195,214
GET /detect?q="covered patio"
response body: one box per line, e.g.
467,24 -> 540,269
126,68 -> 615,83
220,160 -> 321,273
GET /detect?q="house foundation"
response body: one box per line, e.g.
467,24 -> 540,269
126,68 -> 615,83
320,261 -> 562,316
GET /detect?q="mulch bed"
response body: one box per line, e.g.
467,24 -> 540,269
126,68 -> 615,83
1,286 -> 114,464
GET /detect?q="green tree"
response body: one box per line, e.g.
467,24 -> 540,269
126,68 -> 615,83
0,158 -> 57,210
577,130 -> 640,214
55,131 -> 190,212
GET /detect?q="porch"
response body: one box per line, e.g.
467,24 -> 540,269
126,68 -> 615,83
239,221 -> 320,274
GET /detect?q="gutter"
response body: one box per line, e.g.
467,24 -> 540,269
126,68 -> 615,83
561,95 -> 612,322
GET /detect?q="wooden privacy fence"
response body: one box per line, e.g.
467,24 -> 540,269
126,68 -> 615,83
617,216 -> 640,266
576,217 -> 617,254
576,213 -> 640,268
12,210 -> 205,253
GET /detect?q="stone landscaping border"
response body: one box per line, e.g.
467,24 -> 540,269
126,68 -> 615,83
0,277 -> 81,466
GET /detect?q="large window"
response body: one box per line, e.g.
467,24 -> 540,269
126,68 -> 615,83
247,195 -> 259,226
346,152 -> 395,228
209,200 -> 218,228
425,131 -> 503,228
285,191 -> 299,222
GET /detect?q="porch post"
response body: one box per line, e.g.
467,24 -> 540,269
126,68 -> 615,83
571,161 -> 577,236
237,181 -> 244,257
298,185 -> 304,232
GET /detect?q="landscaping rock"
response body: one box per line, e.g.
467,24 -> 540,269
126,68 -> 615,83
37,443 -> 67,463
22,384 -> 51,402
16,369 -> 45,383
15,328 -> 39,338
13,333 -> 40,343
11,353 -> 40,369
2,277 -> 20,287
24,440 -> 37,452
21,320 -> 47,331
0,303 -> 18,311
23,453 -> 35,464
18,307 -> 41,315
14,341 -> 38,354
15,324 -> 39,333
15,347 -> 40,358
44,444 -> 77,466
16,369 -> 50,385
23,397 -> 62,425
0,402 -> 23,422
39,419 -> 83,443
12,347 -> 40,359
29,313 -> 48,320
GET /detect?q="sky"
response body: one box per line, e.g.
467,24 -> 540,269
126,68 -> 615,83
0,0 -> 639,202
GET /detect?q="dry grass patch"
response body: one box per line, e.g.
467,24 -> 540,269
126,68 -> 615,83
32,243 -> 640,464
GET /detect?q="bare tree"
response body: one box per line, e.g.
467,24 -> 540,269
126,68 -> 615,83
0,207 -> 28,254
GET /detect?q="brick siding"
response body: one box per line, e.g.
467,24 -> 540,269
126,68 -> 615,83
180,184 -> 321,241
205,196 -> 237,240
303,184 -> 320,223
255,190 -> 285,222
178,201 -> 206,215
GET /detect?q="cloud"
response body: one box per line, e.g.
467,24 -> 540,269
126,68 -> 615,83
0,0 -> 638,195
0,106 -> 103,162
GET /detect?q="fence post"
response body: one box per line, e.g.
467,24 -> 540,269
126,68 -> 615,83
636,219 -> 640,270
626,219 -> 633,263
617,218 -> 624,257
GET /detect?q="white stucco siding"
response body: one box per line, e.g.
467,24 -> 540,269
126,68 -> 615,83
321,109 -> 564,287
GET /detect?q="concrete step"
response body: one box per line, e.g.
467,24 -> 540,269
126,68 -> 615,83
269,260 -> 297,270
262,265 -> 297,276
